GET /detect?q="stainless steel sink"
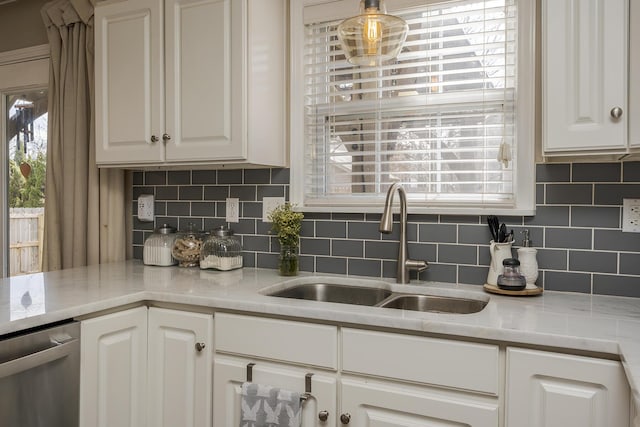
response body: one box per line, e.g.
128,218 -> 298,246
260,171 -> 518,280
264,281 -> 488,314
268,283 -> 392,306
379,294 -> 487,314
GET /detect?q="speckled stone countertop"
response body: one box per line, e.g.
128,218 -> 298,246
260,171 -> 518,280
2,260 -> 640,412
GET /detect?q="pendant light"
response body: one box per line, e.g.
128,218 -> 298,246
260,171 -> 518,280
337,0 -> 408,67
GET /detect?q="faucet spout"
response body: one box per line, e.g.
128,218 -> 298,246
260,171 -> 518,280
379,183 -> 428,284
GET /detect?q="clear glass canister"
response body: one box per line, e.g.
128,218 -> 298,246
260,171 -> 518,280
171,224 -> 205,267
200,226 -> 243,271
143,224 -> 177,266
497,258 -> 527,291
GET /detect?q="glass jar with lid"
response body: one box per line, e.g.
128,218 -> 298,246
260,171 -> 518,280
143,224 -> 177,266
200,226 -> 243,271
497,258 -> 527,291
171,224 -> 205,267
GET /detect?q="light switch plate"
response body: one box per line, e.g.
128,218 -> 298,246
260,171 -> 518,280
262,197 -> 285,222
137,194 -> 154,222
226,198 -> 239,223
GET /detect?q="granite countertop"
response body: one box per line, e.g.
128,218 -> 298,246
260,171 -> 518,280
2,260 -> 640,409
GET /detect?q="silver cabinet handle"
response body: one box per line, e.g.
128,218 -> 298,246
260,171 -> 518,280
150,135 -> 159,144
162,133 -> 171,141
318,410 -> 329,421
340,413 -> 351,424
611,107 -> 623,119
195,342 -> 206,352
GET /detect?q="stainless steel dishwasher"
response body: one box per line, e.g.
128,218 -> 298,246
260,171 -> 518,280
0,321 -> 80,427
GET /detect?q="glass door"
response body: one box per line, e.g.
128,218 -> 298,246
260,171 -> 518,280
4,88 -> 47,276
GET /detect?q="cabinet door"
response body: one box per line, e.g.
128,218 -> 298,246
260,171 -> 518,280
630,0 -> 640,148
164,0 -> 245,162
213,356 -> 337,426
80,306 -> 148,427
340,377 -> 498,427
506,348 -> 630,427
543,0 -> 627,153
95,0 -> 164,164
147,307 -> 213,427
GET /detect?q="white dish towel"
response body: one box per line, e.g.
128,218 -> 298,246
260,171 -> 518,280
240,382 -> 302,427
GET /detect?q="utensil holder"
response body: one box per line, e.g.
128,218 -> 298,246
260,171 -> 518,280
487,240 -> 513,286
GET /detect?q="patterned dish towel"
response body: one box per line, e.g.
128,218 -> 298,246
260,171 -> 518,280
240,382 -> 302,427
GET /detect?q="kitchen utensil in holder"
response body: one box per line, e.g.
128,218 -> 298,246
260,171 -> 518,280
487,240 -> 513,286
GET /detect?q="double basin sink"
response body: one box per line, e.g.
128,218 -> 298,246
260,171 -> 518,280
264,278 -> 488,315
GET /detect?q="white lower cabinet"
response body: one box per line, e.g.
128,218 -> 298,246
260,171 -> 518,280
80,306 -> 213,427
506,347 -> 630,427
80,306 -> 148,427
213,314 -> 499,426
213,355 -> 337,426
341,377 -> 499,427
147,307 -> 213,427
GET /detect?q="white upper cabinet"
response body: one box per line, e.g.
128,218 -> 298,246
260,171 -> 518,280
630,0 -> 640,147
95,0 -> 164,164
95,0 -> 287,168
542,0 -> 629,156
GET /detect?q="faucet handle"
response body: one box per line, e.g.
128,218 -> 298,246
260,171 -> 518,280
406,259 -> 428,272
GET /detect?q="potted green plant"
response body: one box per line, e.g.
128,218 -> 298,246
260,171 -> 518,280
268,203 -> 304,276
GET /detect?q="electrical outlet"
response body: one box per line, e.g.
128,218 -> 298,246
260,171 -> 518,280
137,194 -> 154,222
622,198 -> 640,232
262,197 -> 285,222
226,198 -> 239,223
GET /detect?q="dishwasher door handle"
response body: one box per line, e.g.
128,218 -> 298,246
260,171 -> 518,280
0,338 -> 79,379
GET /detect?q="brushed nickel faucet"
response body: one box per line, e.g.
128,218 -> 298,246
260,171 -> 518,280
379,182 -> 428,284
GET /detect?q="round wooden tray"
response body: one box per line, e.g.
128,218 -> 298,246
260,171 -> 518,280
483,283 -> 543,296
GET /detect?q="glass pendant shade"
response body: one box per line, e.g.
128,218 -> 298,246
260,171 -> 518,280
337,0 -> 408,67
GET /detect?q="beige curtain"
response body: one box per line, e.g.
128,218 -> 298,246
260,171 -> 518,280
41,0 -> 126,271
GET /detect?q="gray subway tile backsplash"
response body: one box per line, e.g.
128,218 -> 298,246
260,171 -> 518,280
536,163 -> 570,182
316,221 -> 347,238
132,161 -> 640,298
145,171 -> 167,185
418,223 -> 457,243
192,170 -> 217,184
572,163 -> 621,182
332,239 -> 364,258
594,184 -> 640,205
168,171 -> 191,185
593,274 -> 640,298
620,253 -> 640,275
623,162 -> 640,182
438,244 -> 477,265
544,271 -> 592,294
545,184 -> 593,205
316,256 -> 347,275
544,227 -> 592,250
571,206 -> 620,228
568,251 -> 618,274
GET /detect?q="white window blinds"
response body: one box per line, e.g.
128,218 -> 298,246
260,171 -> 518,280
298,0 -> 533,213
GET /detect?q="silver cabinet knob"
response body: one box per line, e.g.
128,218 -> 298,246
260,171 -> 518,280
318,410 -> 329,422
611,107 -> 623,119
195,342 -> 206,352
162,133 -> 171,141
150,135 -> 159,143
340,413 -> 351,424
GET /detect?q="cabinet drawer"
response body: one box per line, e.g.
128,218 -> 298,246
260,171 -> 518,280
214,313 -> 338,369
342,328 -> 499,395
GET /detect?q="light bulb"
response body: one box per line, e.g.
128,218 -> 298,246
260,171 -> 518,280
363,14 -> 382,55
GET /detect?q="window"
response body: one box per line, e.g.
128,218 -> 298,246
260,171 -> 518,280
290,0 -> 535,214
